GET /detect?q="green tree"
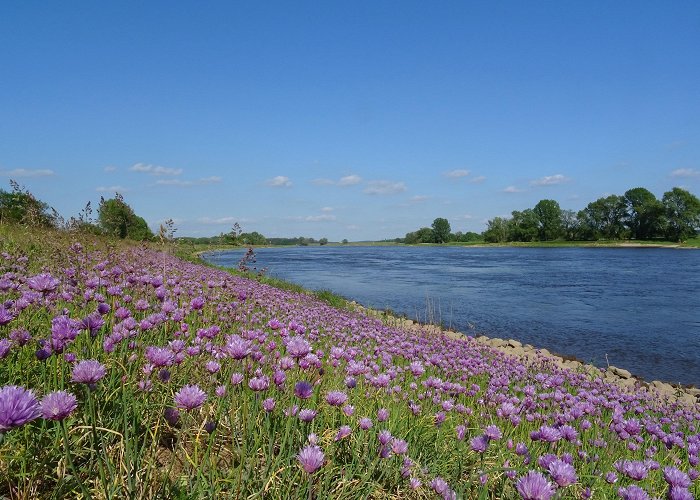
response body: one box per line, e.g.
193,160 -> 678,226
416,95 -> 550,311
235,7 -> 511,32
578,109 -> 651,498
507,209 -> 538,242
662,187 -> 700,242
533,199 -> 563,241
319,238 -> 329,245
624,187 -> 665,240
0,180 -> 56,227
431,218 -> 451,243
483,217 -> 509,243
98,194 -> 154,240
561,209 -> 580,241
240,231 -> 268,246
577,195 -> 628,240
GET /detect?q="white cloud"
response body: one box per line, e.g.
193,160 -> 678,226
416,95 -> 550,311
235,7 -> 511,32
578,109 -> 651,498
338,174 -> 362,186
103,166 -> 117,173
530,174 -> 570,186
130,163 -> 183,176
266,175 -> 292,187
457,214 -> 475,220
670,168 -> 700,178
321,206 -> 334,212
197,216 -> 244,225
470,175 -> 486,184
410,195 -> 429,203
444,169 -> 470,179
312,174 -> 362,187
503,186 -> 524,193
364,180 -> 407,195
305,214 -> 336,222
156,176 -> 221,187
2,168 -> 54,178
96,185 -> 128,193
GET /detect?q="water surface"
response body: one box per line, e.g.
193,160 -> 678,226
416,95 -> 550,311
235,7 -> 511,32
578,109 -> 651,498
204,246 -> 700,386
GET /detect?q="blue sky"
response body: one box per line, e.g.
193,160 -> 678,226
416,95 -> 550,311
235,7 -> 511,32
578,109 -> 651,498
1,1 -> 698,241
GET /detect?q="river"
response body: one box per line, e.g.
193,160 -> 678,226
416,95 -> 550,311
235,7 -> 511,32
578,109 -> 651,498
203,246 -> 700,386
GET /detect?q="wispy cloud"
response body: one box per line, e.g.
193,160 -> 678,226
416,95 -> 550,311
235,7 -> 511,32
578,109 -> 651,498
156,176 -> 221,187
266,175 -> 292,187
338,174 -> 362,186
364,180 -> 407,195
470,175 -> 486,184
285,214 -> 337,222
410,195 -> 430,203
103,166 -> 117,173
444,169 -> 470,179
130,163 -> 183,176
530,174 -> 570,186
456,214 -> 475,220
503,186 -> 524,193
96,185 -> 128,193
312,174 -> 362,186
321,206 -> 334,212
197,216 -> 247,225
1,168 -> 54,178
670,168 -> 700,178
305,214 -> 336,222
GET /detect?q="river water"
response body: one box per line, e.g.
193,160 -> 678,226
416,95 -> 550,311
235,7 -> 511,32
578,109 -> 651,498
203,246 -> 700,386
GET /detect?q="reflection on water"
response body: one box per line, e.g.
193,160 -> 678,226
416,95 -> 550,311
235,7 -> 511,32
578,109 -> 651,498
204,246 -> 700,386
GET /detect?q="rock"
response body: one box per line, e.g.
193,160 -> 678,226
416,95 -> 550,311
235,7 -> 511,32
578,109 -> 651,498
507,339 -> 522,349
608,366 -> 632,379
651,380 -> 676,396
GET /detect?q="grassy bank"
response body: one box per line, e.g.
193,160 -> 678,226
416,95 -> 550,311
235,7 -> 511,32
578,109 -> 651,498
1,225 -> 699,499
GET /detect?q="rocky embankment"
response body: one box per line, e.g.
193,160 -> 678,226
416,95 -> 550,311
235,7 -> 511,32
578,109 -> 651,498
351,303 -> 700,407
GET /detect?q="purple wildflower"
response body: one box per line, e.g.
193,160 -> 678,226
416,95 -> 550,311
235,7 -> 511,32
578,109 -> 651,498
0,306 -> 15,326
294,381 -> 314,400
516,471 -> 555,500
484,424 -> 502,440
359,417 -> 373,430
377,408 -> 389,422
71,359 -> 107,385
248,376 -> 270,392
391,438 -> 408,455
0,385 -> 41,431
164,407 -> 180,426
0,338 -> 10,359
335,425 -> 352,441
297,444 -> 324,474
668,488 -> 694,500
618,485 -> 650,500
262,398 -> 276,412
174,384 -> 207,410
224,335 -> 251,360
286,336 -> 311,358
40,390 -> 78,421
325,390 -> 348,407
298,409 -> 317,422
470,435 -> 489,453
547,459 -> 577,488
663,467 -> 691,489
27,273 -> 59,294
145,346 -> 174,367
378,429 -> 393,446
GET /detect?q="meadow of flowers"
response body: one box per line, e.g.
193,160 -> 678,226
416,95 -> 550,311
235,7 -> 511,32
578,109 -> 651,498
0,229 -> 699,499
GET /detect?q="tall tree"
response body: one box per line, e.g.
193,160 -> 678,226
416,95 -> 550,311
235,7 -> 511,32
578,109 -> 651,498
662,187 -> 700,242
98,194 -> 154,240
431,218 -> 451,243
483,217 -> 509,243
578,195 -> 628,240
624,187 -> 665,240
0,180 -> 56,227
533,199 -> 563,241
507,209 -> 538,242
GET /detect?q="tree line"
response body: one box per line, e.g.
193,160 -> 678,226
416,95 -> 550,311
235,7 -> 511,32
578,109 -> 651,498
483,187 -> 700,243
401,217 -> 482,244
0,182 -> 155,241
